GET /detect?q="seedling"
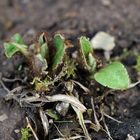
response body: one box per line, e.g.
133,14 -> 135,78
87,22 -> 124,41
78,36 -> 134,90
3,33 -> 140,139
4,33 -> 133,90
4,33 -> 29,58
20,128 -> 32,140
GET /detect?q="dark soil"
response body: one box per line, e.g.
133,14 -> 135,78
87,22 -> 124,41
0,0 -> 140,140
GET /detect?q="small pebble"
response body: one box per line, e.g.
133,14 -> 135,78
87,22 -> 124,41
14,129 -> 20,133
0,114 -> 8,122
101,0 -> 111,6
126,134 -> 135,140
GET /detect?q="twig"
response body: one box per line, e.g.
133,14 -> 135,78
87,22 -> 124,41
72,106 -> 91,140
5,86 -> 25,100
102,117 -> 113,140
26,117 -> 39,140
95,89 -> 114,103
54,120 -> 73,123
72,80 -> 90,94
52,135 -> 85,140
0,73 -> 10,93
91,98 -> 101,131
39,108 -> 49,136
129,81 -> 140,88
103,112 -> 122,124
2,77 -> 22,82
53,123 -> 65,138
45,94 -> 87,113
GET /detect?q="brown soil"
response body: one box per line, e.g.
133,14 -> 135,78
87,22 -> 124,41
0,0 -> 140,140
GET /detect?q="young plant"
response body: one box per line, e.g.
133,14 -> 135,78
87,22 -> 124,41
4,33 -> 29,58
78,36 -> 132,90
3,32 -> 140,139
4,33 -> 48,76
20,128 -> 32,140
4,33 -> 76,91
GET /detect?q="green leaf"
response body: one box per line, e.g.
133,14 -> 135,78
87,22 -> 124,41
46,109 -> 60,120
52,34 -> 65,70
80,36 -> 93,56
39,33 -> 45,46
38,33 -> 49,59
94,62 -> 130,90
40,43 -> 49,59
4,42 -> 28,58
79,36 -> 96,72
4,34 -> 28,58
20,128 -> 32,140
11,33 -> 24,44
87,53 -> 96,72
4,43 -> 19,58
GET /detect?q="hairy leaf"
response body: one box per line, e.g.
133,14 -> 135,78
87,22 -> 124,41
80,36 -> 93,56
39,33 -> 45,46
4,34 -> 28,58
11,33 -> 24,44
79,36 -> 96,72
52,34 -> 65,70
4,43 -> 19,58
38,33 -> 49,59
40,43 -> 48,58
